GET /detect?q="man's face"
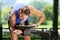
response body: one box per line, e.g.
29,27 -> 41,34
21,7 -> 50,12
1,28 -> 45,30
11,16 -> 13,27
18,10 -> 24,20
18,10 -> 21,14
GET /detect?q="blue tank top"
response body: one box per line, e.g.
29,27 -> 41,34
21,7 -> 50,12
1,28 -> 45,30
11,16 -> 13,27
8,3 -> 29,23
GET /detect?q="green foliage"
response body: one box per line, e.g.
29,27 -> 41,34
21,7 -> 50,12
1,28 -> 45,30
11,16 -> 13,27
29,0 -> 48,25
2,33 -> 41,40
58,4 -> 60,15
59,2 -> 60,11
41,19 -> 47,25
58,16 -> 60,25
30,0 -> 47,10
2,6 -> 10,19
30,14 -> 47,25
41,4 -> 53,20
1,6 -> 11,23
30,14 -> 39,24
30,0 -> 53,25
1,0 -> 54,25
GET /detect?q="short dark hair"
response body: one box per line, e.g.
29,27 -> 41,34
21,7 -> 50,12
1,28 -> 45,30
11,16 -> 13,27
23,8 -> 30,15
18,8 -> 21,12
22,6 -> 30,15
18,6 -> 30,15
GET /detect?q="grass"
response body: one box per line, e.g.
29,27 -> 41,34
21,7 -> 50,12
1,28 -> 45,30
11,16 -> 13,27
2,33 -> 41,40
2,24 -> 8,28
2,38 -> 41,40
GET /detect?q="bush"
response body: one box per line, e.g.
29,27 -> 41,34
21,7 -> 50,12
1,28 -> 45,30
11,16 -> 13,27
58,16 -> 60,25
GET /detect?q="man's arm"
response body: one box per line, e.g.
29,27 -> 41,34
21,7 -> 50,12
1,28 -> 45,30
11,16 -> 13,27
28,5 -> 45,26
9,7 -> 16,31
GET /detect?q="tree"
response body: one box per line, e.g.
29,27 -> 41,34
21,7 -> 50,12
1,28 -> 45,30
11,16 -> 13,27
41,4 -> 53,20
30,0 -> 47,10
1,6 -> 11,23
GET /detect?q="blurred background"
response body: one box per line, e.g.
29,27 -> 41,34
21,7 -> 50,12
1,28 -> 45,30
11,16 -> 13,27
0,0 -> 54,28
0,0 -> 60,40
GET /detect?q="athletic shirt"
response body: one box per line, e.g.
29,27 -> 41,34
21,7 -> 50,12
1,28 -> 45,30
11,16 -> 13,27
8,3 -> 30,24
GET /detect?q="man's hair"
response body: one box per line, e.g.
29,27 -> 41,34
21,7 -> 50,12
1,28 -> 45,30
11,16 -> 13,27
18,6 -> 30,15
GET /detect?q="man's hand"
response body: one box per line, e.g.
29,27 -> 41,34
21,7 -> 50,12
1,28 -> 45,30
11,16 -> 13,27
10,27 -> 23,35
30,24 -> 38,28
13,30 -> 23,35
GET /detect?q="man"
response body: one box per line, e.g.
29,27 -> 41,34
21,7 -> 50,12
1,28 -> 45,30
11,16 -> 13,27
8,3 -> 45,40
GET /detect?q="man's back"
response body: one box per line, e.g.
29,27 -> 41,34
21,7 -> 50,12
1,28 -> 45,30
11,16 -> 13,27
8,3 -> 29,24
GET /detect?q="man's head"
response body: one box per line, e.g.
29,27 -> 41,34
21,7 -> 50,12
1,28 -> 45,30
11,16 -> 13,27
22,6 -> 30,15
18,6 -> 30,16
18,6 -> 30,20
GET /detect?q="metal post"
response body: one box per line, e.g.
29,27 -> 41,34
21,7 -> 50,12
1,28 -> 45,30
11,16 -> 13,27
53,0 -> 59,39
